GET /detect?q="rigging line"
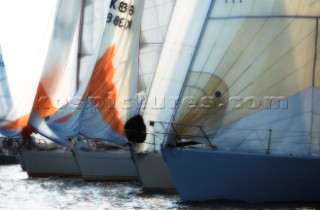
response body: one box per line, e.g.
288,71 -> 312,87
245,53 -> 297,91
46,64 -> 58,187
178,2 -> 258,128
310,17 -> 319,153
232,26 -> 315,96
237,59 -> 313,104
217,21 -> 271,87
137,27 -> 144,113
199,1 -> 253,75
139,42 -> 163,45
203,18 -> 269,95
216,18 -> 296,95
312,18 -> 319,94
144,1 -> 174,11
142,25 -> 172,33
213,20 -> 313,111
183,5 -> 269,126
220,60 -> 313,121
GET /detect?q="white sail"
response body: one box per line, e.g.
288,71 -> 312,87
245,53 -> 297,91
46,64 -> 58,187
171,0 -> 320,155
78,0 -> 110,84
138,0 -> 176,94
139,0 -> 213,149
43,0 -> 146,145
0,46 -> 11,121
27,0 -> 81,147
0,0 -> 57,136
161,0 -> 320,203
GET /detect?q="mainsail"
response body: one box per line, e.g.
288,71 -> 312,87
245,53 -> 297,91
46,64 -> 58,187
170,0 -> 320,155
0,1 -> 57,137
42,0 -> 146,145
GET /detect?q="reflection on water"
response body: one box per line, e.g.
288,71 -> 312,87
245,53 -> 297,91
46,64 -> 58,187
0,165 -> 319,210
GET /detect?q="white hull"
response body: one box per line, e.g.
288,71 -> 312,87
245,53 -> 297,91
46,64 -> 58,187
74,147 -> 138,181
19,148 -> 81,178
132,151 -> 175,191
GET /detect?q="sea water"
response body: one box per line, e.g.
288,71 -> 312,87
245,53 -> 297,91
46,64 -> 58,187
0,165 -> 319,210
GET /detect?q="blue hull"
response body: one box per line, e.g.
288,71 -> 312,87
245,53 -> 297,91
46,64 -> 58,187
162,147 -> 320,203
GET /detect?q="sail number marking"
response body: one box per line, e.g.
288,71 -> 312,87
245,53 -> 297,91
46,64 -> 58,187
107,0 -> 134,30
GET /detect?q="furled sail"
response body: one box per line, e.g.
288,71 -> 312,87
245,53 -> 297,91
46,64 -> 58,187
44,0 -> 146,145
171,0 -> 320,155
0,1 -> 57,137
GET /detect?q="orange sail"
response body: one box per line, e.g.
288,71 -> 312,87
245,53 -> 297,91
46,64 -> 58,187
31,0 -> 145,145
0,2 -> 57,136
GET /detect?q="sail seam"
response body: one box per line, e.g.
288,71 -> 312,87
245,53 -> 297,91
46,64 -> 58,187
312,18 -> 318,88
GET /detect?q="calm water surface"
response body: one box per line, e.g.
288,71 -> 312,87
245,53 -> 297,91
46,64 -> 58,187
0,164 -> 320,210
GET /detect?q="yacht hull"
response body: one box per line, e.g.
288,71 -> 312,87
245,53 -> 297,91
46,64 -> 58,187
74,148 -> 138,181
162,147 -> 320,203
19,149 -> 81,178
132,151 -> 175,191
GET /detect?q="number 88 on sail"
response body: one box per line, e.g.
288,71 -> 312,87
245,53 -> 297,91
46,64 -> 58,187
107,0 -> 135,30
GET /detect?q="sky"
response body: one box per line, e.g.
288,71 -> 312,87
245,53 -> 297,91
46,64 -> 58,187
0,0 -> 57,111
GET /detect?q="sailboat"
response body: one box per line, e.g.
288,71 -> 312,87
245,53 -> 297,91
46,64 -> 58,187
159,0 -> 320,203
0,48 -> 19,164
128,0 -> 217,191
49,0 -> 144,181
0,0 -> 53,136
0,2 -> 56,165
18,0 -> 82,178
21,0 -> 146,181
127,0 -> 177,190
69,0 -> 145,181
